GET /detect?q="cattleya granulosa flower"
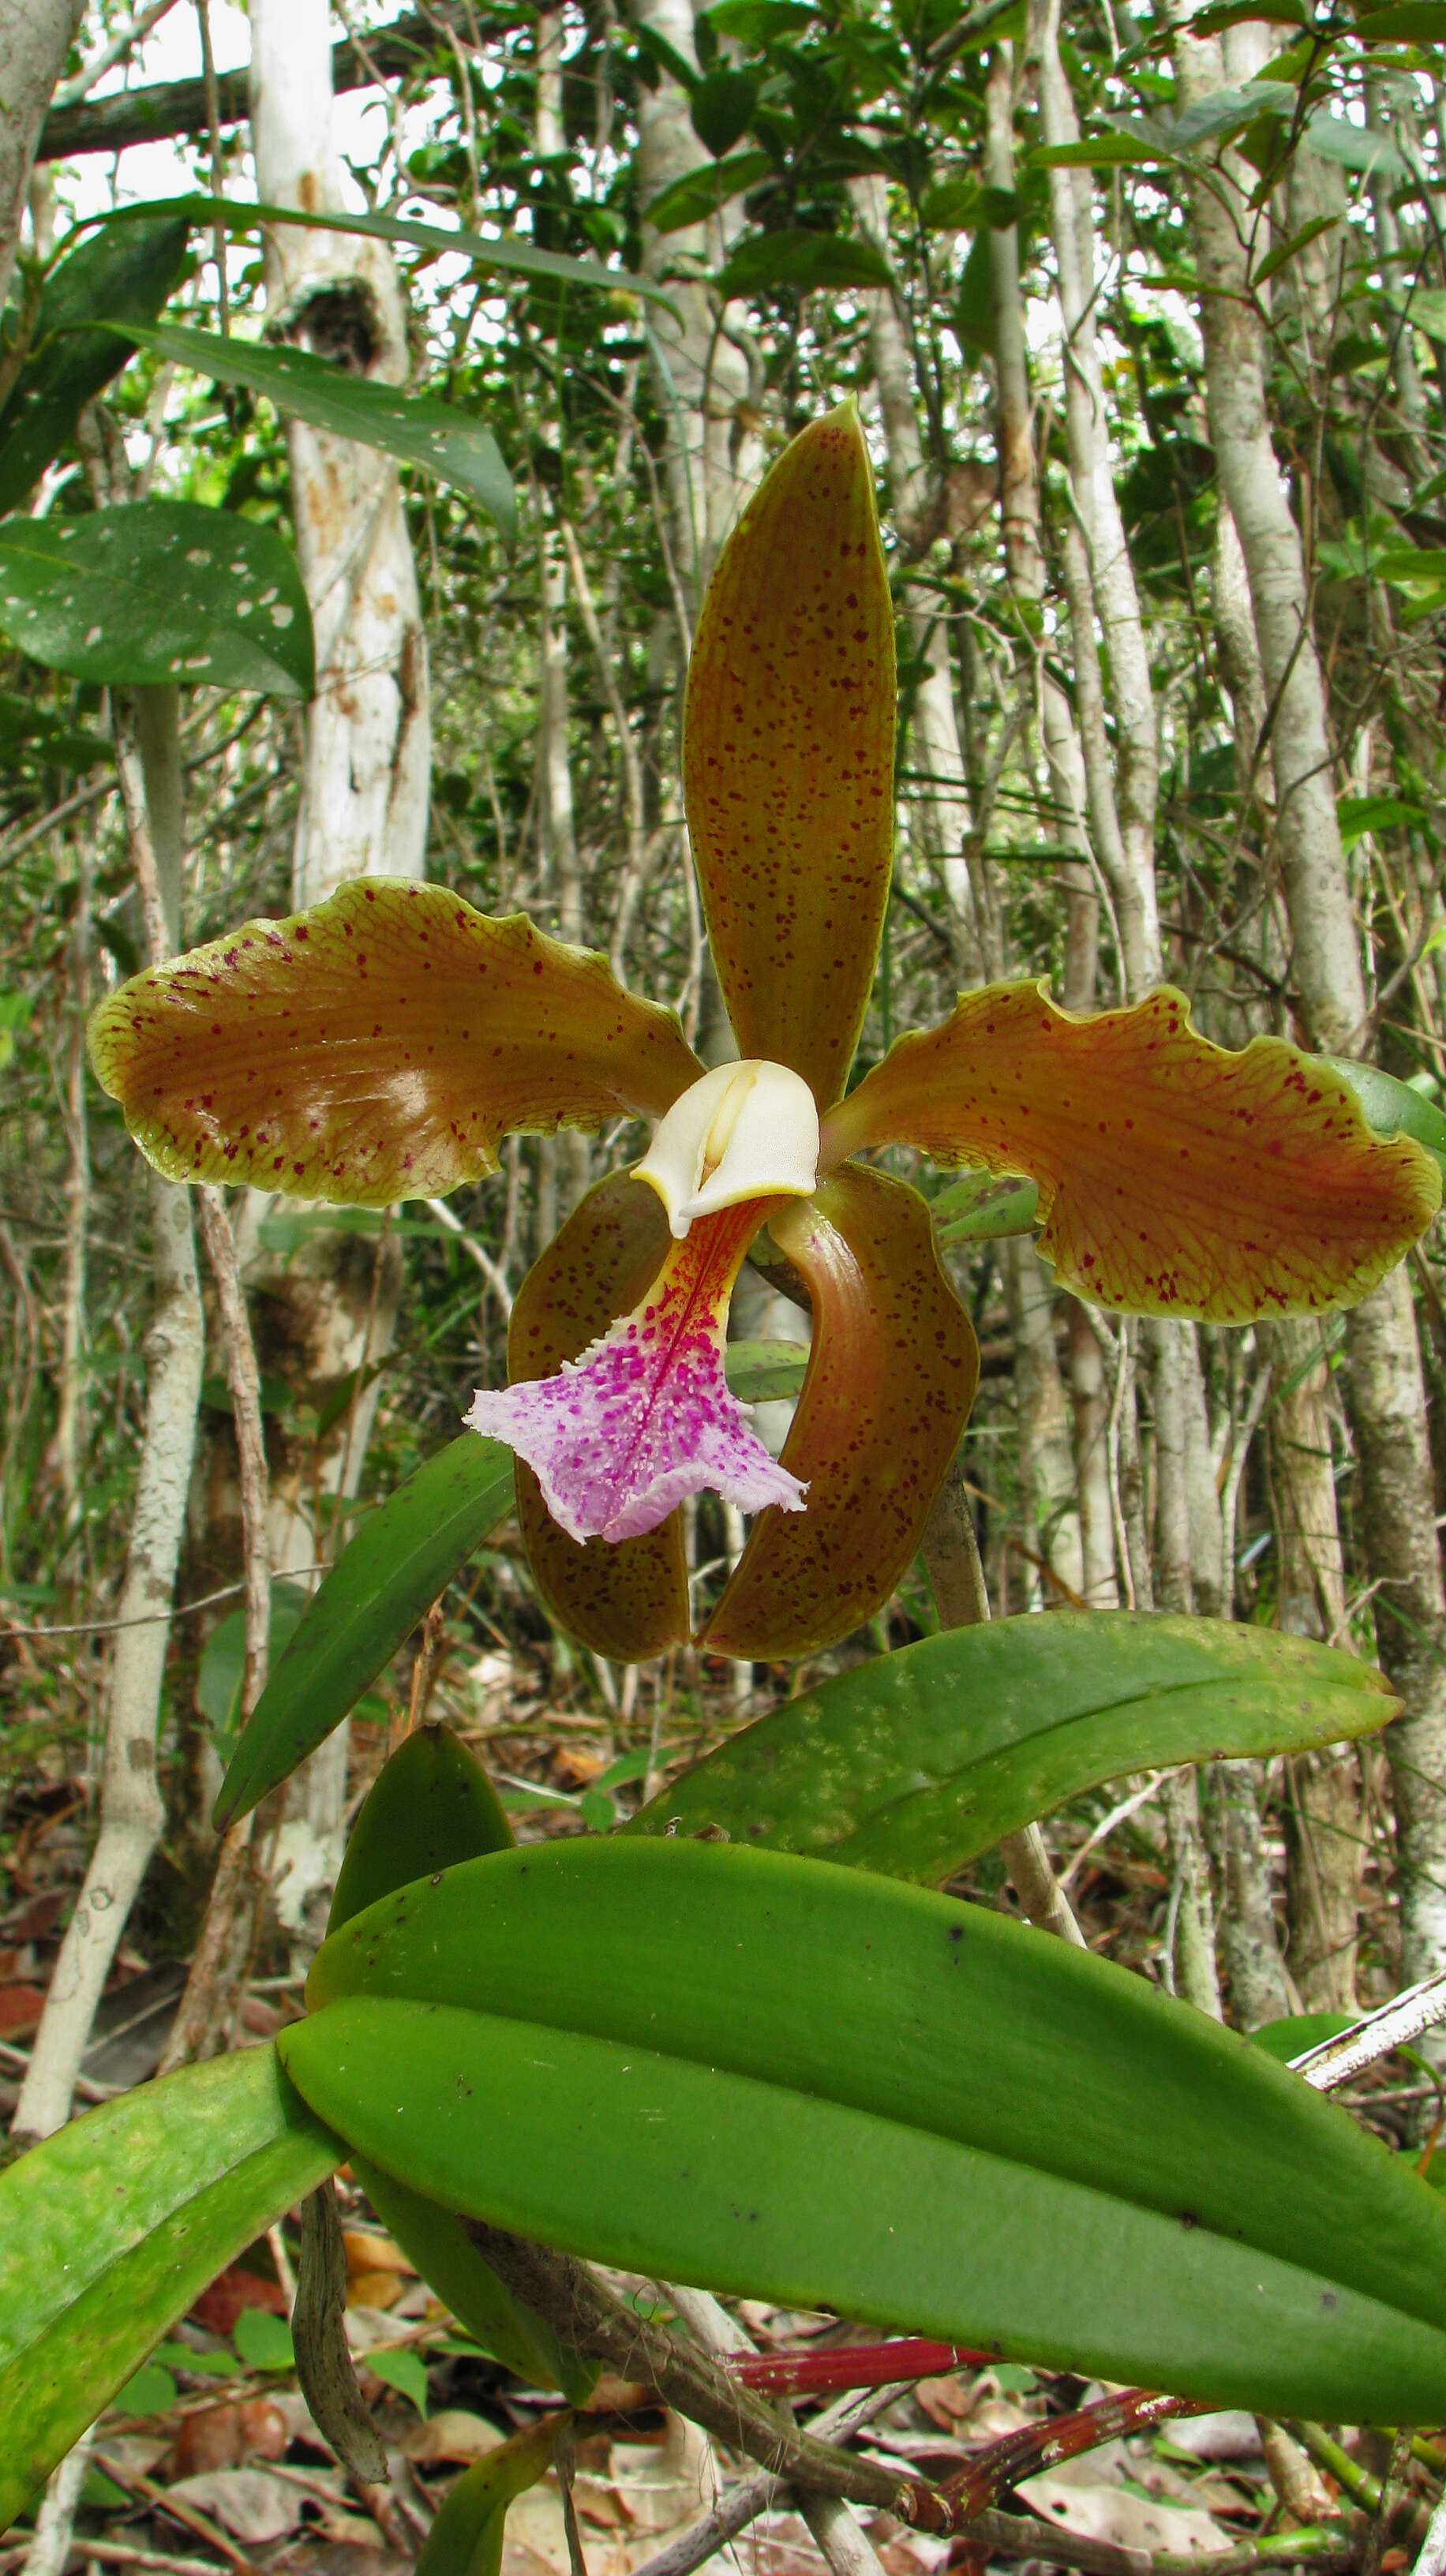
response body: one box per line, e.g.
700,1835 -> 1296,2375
90,408 -> 1440,1664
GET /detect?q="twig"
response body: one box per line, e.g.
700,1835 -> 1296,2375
2,1567 -> 326,1641
1290,1964 -> 1446,2090
961,2509 -> 1350,2574
390,1596 -> 448,1755
51,0 -> 181,105
196,1191 -> 269,1717
424,1196 -> 513,1319
941,2385 -> 1208,2519
92,2454 -> 259,2575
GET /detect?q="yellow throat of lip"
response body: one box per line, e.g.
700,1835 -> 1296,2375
634,1060 -> 821,1239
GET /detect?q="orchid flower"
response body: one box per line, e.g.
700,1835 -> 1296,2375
89,408 -> 1439,1665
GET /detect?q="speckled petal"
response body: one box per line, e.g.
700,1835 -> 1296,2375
87,878 -> 703,1205
501,1174 -> 691,1662
470,1196 -> 802,1545
702,1165 -> 979,1663
821,983 -> 1441,1325
683,405 -> 895,1110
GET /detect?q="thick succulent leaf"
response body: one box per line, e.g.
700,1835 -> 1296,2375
121,324 -> 515,537
683,406 -> 895,1108
1325,1054 -> 1446,1181
284,1840 -> 1446,2421
88,878 -> 702,1205
627,1610 -> 1396,1878
0,2045 -> 339,2530
0,217 -> 189,518
702,1167 -> 977,1660
510,1170 -> 691,1661
725,1337 -> 809,1400
0,501 -> 313,697
822,982 -> 1440,1322
329,1724 -> 515,1932
415,2417 -> 562,2576
215,1436 -> 516,1827
328,1732 -> 590,2397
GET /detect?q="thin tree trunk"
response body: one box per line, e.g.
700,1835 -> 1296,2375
537,10 -> 589,1226
246,0 -> 430,1923
1033,0 -> 1160,994
0,0 -> 81,315
632,0 -> 760,601
1262,1318 -> 1361,2011
849,172 -> 978,961
49,840 -> 91,1513
13,692 -> 203,2143
1006,1238 -> 1084,1606
1167,6 -> 1446,2050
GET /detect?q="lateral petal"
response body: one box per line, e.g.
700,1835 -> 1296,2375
88,878 -> 702,1206
683,405 -> 895,1109
701,1166 -> 979,1662
504,1171 -> 691,1663
821,983 -> 1440,1324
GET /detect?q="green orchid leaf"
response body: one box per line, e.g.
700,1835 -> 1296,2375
415,2417 -> 562,2576
111,324 -> 515,538
1325,1057 -> 1446,1182
283,1838 -> 1446,2422
328,1730 -> 588,2399
0,503 -> 314,697
930,1169 -> 1040,1244
330,1724 -> 515,1934
0,2045 -> 339,2530
85,195 -> 677,310
624,1612 -> 1395,1882
725,1338 -> 809,1402
215,1436 -> 515,1829
1251,2012 -> 1357,2062
197,1579 -> 309,1754
0,215 -> 189,518
717,230 -> 893,295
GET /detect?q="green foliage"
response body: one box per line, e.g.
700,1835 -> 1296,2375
0,502 -> 314,695
624,1612 -> 1397,1879
281,1837 -> 1446,2420
414,2419 -> 561,2576
0,2047 -> 338,2527
121,324 -> 516,537
0,216 -> 189,519
215,1438 -> 515,1827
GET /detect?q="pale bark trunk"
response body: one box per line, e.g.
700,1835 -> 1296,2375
0,0 -> 81,313
50,844 -> 91,1512
1034,0 -> 1160,995
1148,1320 -> 1223,2017
537,13 -> 589,1227
249,0 -> 429,901
1262,1319 -> 1361,2010
632,0 -> 760,601
14,692 -> 203,2143
1006,1237 -> 1084,1606
1170,10 -> 1446,2043
983,50 -> 1098,1005
1167,14 -> 1362,1048
849,173 -> 978,959
1067,1301 -> 1118,1608
247,0 -> 430,1917
1205,1760 -> 1292,2028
